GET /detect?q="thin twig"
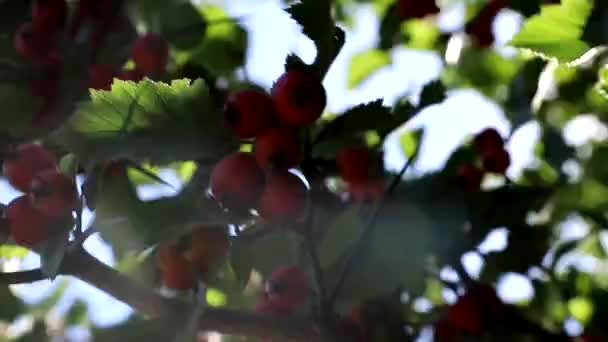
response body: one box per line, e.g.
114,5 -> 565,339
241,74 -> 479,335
303,209 -> 329,321
327,152 -> 418,308
0,269 -> 47,284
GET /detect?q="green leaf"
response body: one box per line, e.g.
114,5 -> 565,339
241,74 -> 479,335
0,84 -> 40,135
39,219 -> 73,279
399,129 -> 424,158
378,4 -> 401,50
184,5 -> 248,75
509,0 -> 593,63
206,288 -> 227,307
64,299 -> 88,326
347,49 -> 391,89
58,154 -> 79,178
240,230 -> 302,278
285,0 -> 343,76
0,245 -> 30,259
318,206 -> 364,269
284,53 -> 309,72
53,78 -> 237,164
160,2 -> 208,50
418,80 -> 446,108
313,99 -> 395,145
229,240 -> 254,290
402,19 -> 441,50
0,286 -> 25,321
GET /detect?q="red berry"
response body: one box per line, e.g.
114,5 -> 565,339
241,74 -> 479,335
465,0 -> 506,47
445,294 -> 483,336
13,23 -> 62,65
336,146 -> 380,183
262,265 -> 309,313
29,169 -> 78,218
259,171 -> 308,223
473,127 -> 503,154
117,69 -> 144,82
131,33 -> 169,77
156,241 -> 195,290
397,0 -> 440,20
433,319 -> 459,342
88,64 -> 119,90
32,0 -> 68,33
6,195 -> 50,248
209,152 -> 265,211
457,164 -> 484,192
254,127 -> 303,170
3,143 -> 56,193
271,70 -> 326,127
183,225 -> 230,278
481,148 -> 510,174
223,89 -> 277,138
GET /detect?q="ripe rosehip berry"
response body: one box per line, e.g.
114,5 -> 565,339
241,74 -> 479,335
337,146 -> 381,183
457,164 -> 484,192
117,69 -> 144,82
223,89 -> 277,138
259,171 -> 309,223
131,33 -> 169,77
465,0 -> 506,47
473,127 -> 503,154
271,70 -> 326,127
481,148 -> 510,174
29,169 -> 78,218
254,127 -> 303,170
445,293 -> 483,336
88,64 -> 119,90
156,241 -> 195,290
3,143 -> 57,193
183,225 -> 230,277
32,0 -> 68,33
6,195 -> 50,248
397,0 -> 441,20
209,152 -> 265,211
262,265 -> 310,313
336,305 -> 371,342
13,23 -> 61,65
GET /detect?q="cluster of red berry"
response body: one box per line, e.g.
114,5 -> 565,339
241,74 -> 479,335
336,147 -> 385,202
156,224 -> 230,290
14,0 -> 169,127
210,68 -> 327,224
458,127 -> 511,192
2,144 -> 77,249
434,284 -> 506,341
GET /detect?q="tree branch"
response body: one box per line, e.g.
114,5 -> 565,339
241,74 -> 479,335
62,247 -> 333,341
0,269 -> 46,284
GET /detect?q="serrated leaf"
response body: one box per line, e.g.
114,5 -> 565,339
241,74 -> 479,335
418,80 -> 446,108
318,206 -> 364,269
53,78 -> 237,164
509,0 -> 593,63
347,49 -> 391,89
313,99 -> 394,144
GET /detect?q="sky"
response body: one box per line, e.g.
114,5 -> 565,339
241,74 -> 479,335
0,0 -> 606,340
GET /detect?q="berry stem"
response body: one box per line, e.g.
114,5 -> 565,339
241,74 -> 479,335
0,268 -> 46,284
327,149 -> 419,309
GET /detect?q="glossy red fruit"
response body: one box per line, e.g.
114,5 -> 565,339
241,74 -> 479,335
6,195 -> 50,248
131,33 -> 169,77
445,294 -> 483,336
88,64 -> 119,90
263,265 -> 310,313
254,127 -> 303,170
157,241 -> 195,290
465,0 -> 507,47
457,164 -> 484,192
183,225 -> 230,277
473,127 -> 503,154
224,89 -> 277,138
13,23 -> 61,65
336,146 -> 380,183
117,69 -> 144,82
481,148 -> 510,174
32,0 -> 68,32
259,171 -> 308,223
209,152 -> 265,211
271,70 -> 326,127
397,0 -> 441,20
29,169 -> 78,218
3,143 -> 57,193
